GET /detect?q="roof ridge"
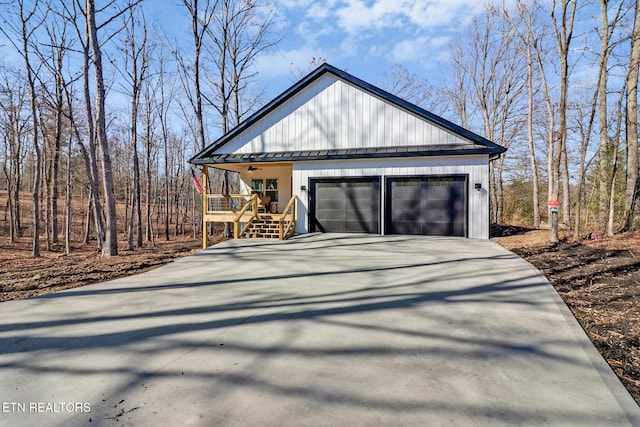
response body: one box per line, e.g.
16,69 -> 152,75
189,63 -> 505,164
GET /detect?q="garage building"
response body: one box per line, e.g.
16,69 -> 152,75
189,63 -> 506,243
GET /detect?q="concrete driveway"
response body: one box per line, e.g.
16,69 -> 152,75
0,234 -> 638,426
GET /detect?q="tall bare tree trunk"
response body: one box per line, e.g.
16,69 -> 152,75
598,1 -> 611,231
524,40 -> 541,227
18,0 -> 43,257
64,133 -> 72,254
608,87 -> 625,236
86,0 -> 118,257
50,43 -> 65,246
550,0 -> 577,243
143,87 -> 154,246
122,6 -> 147,250
183,0 -> 209,152
573,87 -> 598,237
624,0 -> 640,230
59,0 -> 105,250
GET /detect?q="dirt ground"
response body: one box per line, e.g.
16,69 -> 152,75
495,228 -> 640,406
1,229 -> 639,406
0,237 -> 217,302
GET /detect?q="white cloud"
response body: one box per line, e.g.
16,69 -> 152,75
392,37 -> 430,63
333,0 -> 489,34
273,0 -> 314,9
429,36 -> 450,49
407,0 -> 486,28
335,0 -> 410,33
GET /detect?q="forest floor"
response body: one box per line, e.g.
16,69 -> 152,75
0,236 -> 214,302
0,229 -> 639,405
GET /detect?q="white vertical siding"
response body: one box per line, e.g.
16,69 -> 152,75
292,155 -> 490,239
216,75 -> 471,155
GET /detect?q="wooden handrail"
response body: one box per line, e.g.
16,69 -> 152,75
233,194 -> 259,238
278,195 -> 297,240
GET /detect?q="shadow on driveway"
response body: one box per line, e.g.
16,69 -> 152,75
0,234 -> 638,426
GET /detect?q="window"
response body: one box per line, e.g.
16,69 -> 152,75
251,178 -> 278,202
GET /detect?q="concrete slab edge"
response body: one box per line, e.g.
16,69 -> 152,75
494,244 -> 640,425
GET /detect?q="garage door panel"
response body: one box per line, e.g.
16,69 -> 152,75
387,176 -> 467,237
310,178 -> 380,234
390,221 -> 415,234
426,209 -> 458,222
423,222 -> 461,236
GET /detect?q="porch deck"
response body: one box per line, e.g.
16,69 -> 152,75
202,194 -> 297,248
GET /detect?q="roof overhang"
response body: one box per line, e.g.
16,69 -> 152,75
191,144 -> 502,166
189,63 -> 507,166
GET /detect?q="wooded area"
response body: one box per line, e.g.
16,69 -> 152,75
1,0 -> 639,257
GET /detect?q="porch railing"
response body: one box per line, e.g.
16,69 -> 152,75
278,195 -> 297,240
203,193 -> 297,240
205,194 -> 255,215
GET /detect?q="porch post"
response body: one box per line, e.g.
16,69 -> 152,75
202,165 -> 208,249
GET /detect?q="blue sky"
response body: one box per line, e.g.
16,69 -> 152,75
148,0 -> 491,100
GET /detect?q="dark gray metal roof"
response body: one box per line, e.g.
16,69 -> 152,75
190,144 -> 499,165
189,63 -> 506,165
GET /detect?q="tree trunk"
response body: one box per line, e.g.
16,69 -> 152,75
624,0 -> 640,230
19,0 -> 42,257
127,99 -> 141,250
608,86 -> 626,236
526,57 -> 540,227
550,0 -> 576,243
87,0 -> 118,257
64,134 -> 72,254
79,22 -> 104,252
51,49 -> 64,246
597,1 -> 610,232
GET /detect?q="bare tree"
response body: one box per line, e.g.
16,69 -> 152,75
444,55 -> 470,129
141,72 -> 157,245
85,0 -> 142,256
607,84 -> 626,236
0,67 -> 28,242
504,0 -> 548,228
623,0 -> 640,230
205,0 -> 279,131
181,0 -> 216,152
549,0 -> 577,242
2,0 -> 48,256
570,87 -> 598,237
156,53 -> 174,241
86,0 -> 116,256
450,6 -> 526,224
119,5 -> 149,250
380,64 -> 444,115
34,8 -> 74,249
596,0 -> 626,236
59,0 -> 105,251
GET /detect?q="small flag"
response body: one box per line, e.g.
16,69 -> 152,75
191,168 -> 204,195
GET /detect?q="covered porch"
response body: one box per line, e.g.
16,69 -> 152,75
200,162 -> 297,248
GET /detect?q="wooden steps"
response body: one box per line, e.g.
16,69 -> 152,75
242,218 -> 281,239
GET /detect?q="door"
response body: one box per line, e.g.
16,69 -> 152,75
310,177 -> 380,233
386,176 -> 467,237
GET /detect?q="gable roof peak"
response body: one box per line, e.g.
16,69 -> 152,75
190,63 -> 505,164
